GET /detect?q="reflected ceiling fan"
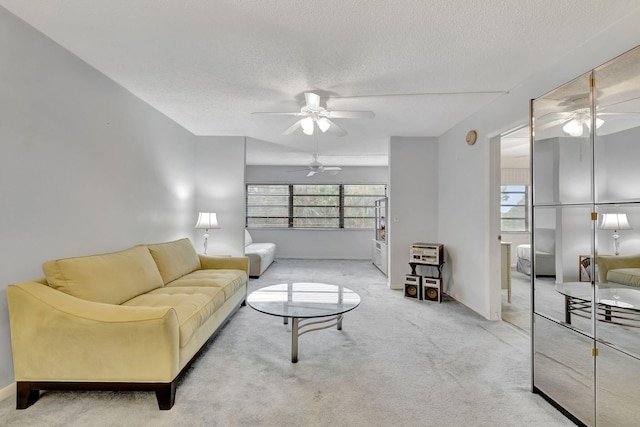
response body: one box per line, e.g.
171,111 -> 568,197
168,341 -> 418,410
289,154 -> 342,177
535,96 -> 640,136
252,92 -> 374,136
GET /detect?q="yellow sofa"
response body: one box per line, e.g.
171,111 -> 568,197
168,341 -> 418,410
7,238 -> 248,410
597,254 -> 640,287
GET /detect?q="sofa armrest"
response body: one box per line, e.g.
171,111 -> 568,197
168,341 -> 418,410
198,255 -> 249,274
7,281 -> 180,382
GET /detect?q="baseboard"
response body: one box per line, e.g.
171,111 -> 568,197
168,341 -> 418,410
445,292 -> 495,320
0,382 -> 16,402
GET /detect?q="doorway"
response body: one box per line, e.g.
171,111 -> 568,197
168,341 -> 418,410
499,125 -> 531,333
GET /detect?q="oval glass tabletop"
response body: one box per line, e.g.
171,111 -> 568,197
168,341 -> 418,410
555,282 -> 640,310
247,282 -> 361,319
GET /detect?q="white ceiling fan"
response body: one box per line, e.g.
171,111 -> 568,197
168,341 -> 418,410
289,154 -> 342,177
535,95 -> 640,136
252,92 -> 374,136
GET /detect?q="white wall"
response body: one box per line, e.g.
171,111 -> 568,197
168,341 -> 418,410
245,165 -> 388,259
195,137 -> 246,256
0,8 -> 198,391
438,10 -> 640,320
388,137 -> 439,289
249,229 -> 373,260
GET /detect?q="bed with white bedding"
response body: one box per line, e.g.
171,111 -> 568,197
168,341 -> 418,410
516,228 -> 556,276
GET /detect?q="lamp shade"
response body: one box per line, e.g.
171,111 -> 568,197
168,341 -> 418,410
195,212 -> 219,229
600,213 -> 631,231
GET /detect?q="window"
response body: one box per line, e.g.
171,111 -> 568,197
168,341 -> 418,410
501,185 -> 529,232
247,184 -> 387,229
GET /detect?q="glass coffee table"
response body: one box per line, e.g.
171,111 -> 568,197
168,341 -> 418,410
555,282 -> 640,327
247,283 -> 361,362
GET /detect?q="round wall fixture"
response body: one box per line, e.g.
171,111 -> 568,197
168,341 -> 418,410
466,130 -> 477,145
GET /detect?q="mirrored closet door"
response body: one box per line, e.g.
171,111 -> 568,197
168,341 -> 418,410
531,44 -> 640,426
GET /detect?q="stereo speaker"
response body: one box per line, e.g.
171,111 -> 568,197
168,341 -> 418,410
423,286 -> 440,302
422,277 -> 442,303
404,274 -> 421,299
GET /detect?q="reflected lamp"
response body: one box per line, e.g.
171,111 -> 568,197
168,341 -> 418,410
600,213 -> 631,256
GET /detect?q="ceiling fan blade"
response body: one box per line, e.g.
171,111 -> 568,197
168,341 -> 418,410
304,92 -> 321,109
534,118 -> 569,131
325,119 -> 347,136
326,110 -> 375,119
324,167 -> 341,175
282,119 -> 304,135
252,112 -> 304,116
306,170 -> 316,177
598,112 -> 640,116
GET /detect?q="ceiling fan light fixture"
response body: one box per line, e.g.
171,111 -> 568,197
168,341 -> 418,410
585,117 -> 605,130
562,119 -> 583,137
301,117 -> 314,135
317,117 -> 330,132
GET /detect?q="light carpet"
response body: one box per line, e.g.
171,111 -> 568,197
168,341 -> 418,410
0,259 -> 574,426
502,270 -> 533,334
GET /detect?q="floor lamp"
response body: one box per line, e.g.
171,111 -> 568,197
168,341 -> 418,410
600,213 -> 631,256
195,212 -> 219,254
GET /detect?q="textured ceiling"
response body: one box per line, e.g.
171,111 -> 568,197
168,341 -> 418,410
2,0 -> 639,165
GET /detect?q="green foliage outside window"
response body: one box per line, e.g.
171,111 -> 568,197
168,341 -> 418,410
247,184 -> 387,229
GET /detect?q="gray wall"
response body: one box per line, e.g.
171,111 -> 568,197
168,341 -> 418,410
195,136 -> 247,256
388,137 -> 439,289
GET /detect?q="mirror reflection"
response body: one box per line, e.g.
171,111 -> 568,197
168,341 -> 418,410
532,72 -> 592,205
534,315 -> 594,426
532,43 -> 640,426
594,45 -> 640,204
533,206 -> 593,337
596,205 -> 640,358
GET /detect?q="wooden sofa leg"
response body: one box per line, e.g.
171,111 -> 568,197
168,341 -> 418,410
241,298 -> 247,307
155,381 -> 176,410
16,381 -> 40,409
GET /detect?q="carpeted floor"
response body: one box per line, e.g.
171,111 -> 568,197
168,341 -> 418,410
502,270 -> 533,333
0,259 -> 575,426
501,270 -> 568,335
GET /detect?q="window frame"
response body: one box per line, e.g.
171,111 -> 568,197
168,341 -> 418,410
500,185 -> 530,233
246,183 -> 387,230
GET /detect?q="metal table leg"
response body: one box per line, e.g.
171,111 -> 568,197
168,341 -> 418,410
291,318 -> 299,363
289,315 -> 345,363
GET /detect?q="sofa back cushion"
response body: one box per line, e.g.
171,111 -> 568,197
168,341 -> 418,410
42,246 -> 164,305
145,238 -> 201,284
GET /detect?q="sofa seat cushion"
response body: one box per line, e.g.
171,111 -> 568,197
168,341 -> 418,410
123,287 -> 225,348
607,269 -> 640,287
43,246 -> 164,305
166,269 -> 247,300
145,238 -> 201,285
